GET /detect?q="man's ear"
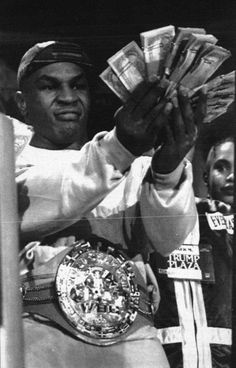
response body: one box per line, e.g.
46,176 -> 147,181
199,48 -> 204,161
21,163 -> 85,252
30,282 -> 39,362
15,91 -> 27,117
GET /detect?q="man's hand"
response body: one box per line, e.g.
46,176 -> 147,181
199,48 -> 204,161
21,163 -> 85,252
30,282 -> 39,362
152,86 -> 207,174
115,81 -> 170,156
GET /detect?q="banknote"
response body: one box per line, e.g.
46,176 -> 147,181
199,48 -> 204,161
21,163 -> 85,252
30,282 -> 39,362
164,26 -> 206,76
100,66 -> 130,102
180,45 -> 231,89
140,25 -> 175,81
101,25 -> 233,125
204,98 -> 234,123
191,94 -> 234,123
190,71 -> 235,98
207,96 -> 234,107
190,71 -> 235,123
108,41 -> 146,92
169,34 -> 218,84
207,88 -> 234,99
205,70 -> 235,93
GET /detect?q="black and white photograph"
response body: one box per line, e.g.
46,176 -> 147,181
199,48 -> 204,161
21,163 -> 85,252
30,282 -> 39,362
0,1 -> 235,367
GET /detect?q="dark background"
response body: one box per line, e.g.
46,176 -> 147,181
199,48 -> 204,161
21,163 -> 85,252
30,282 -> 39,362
0,1 -> 235,75
0,0 -> 235,132
0,0 -> 235,193
0,0 -> 235,129
0,1 -> 235,64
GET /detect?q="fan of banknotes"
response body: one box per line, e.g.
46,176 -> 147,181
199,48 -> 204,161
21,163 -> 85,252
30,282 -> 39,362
100,25 -> 235,123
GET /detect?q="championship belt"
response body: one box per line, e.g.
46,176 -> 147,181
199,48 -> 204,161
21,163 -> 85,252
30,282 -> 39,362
21,239 -> 153,346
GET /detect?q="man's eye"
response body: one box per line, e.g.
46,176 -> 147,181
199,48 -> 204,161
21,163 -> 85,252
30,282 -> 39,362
216,164 -> 223,171
215,163 -> 226,172
72,83 -> 87,90
39,84 -> 54,91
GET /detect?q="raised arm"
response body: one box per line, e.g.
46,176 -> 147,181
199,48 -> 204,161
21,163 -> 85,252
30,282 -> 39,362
17,129 -> 135,242
138,86 -> 207,255
17,80 -> 168,242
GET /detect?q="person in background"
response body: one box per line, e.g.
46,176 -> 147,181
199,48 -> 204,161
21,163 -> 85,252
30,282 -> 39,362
151,127 -> 234,368
14,40 -> 206,368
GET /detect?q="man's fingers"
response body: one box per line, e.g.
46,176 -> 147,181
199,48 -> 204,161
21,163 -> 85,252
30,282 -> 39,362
163,121 -> 175,146
146,101 -> 173,143
170,95 -> 186,141
178,86 -> 195,136
146,104 -> 174,149
195,85 -> 207,126
133,85 -> 166,120
125,81 -> 165,118
145,98 -> 168,125
124,81 -> 153,113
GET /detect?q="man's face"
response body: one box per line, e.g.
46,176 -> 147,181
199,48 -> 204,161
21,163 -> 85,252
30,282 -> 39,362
20,62 -> 90,149
207,140 -> 234,205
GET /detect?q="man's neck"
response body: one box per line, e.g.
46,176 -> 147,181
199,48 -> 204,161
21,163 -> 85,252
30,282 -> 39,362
29,134 -> 87,150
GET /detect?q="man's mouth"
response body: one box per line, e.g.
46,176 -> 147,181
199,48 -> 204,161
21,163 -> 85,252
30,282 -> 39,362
222,186 -> 234,196
55,111 -> 81,121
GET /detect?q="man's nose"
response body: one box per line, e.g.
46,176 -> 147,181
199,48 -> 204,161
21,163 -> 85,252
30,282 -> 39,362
57,86 -> 78,103
227,170 -> 234,182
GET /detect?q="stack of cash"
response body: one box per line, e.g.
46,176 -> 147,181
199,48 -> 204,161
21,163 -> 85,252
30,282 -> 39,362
100,25 -> 235,123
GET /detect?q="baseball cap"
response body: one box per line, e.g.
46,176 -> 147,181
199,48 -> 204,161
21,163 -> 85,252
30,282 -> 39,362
17,40 -> 93,88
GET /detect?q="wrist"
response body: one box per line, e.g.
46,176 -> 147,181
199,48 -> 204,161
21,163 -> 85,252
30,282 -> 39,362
151,159 -> 185,189
116,128 -> 148,156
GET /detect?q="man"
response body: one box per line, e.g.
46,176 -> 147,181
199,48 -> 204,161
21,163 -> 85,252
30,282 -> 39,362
151,131 -> 234,368
15,41 -> 205,367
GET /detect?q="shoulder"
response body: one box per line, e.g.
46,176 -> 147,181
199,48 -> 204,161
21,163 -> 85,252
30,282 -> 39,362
196,197 -> 232,215
10,117 -> 33,157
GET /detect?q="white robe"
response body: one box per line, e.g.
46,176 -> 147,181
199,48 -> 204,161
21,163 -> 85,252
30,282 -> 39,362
16,127 -> 197,256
